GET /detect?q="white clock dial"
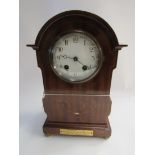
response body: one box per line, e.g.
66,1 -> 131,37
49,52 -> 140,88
49,31 -> 103,83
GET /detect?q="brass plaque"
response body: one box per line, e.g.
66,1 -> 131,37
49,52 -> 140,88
60,129 -> 93,136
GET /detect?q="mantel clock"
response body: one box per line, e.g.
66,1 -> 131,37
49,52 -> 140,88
27,10 -> 127,138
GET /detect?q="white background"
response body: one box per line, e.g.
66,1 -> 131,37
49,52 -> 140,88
19,0 -> 134,155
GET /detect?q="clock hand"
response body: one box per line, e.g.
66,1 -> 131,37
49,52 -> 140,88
76,58 -> 98,70
61,55 -> 85,66
61,55 -> 89,69
73,57 -> 93,71
72,57 -> 89,71
61,55 -> 73,59
73,56 -> 85,66
77,59 -> 85,66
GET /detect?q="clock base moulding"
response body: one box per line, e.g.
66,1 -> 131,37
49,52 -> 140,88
43,119 -> 111,138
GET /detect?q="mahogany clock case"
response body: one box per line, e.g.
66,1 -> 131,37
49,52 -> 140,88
27,10 -> 127,138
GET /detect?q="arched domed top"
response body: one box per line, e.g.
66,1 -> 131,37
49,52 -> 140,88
35,10 -> 119,49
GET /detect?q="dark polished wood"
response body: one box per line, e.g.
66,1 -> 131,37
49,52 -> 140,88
28,10 -> 126,138
43,95 -> 111,123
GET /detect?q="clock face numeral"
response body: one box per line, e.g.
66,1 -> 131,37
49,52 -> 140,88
89,47 -> 96,52
73,36 -> 78,43
87,65 -> 92,70
65,40 -> 68,45
55,47 -> 63,52
51,32 -> 102,83
63,55 -> 67,59
92,56 -> 96,60
87,65 -> 97,70
56,55 -> 61,60
74,73 -> 78,77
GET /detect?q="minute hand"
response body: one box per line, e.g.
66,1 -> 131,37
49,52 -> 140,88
77,59 -> 85,66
